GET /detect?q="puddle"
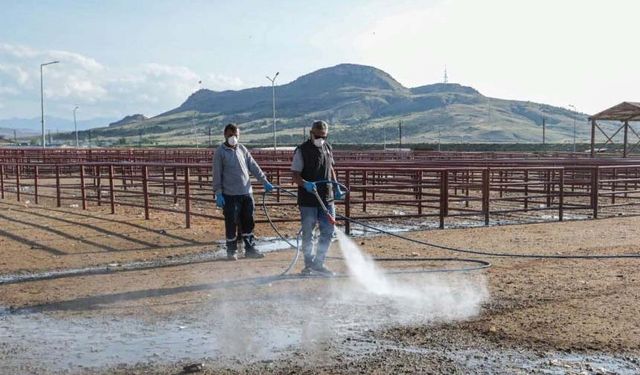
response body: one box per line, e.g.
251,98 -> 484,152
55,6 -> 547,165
0,313 -> 301,373
345,212 -> 592,238
3,307 -> 638,374
254,237 -> 295,252
378,341 -> 639,374
0,295 -> 382,373
443,346 -> 638,374
345,219 -> 512,237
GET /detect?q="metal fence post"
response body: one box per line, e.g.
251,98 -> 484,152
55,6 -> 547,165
465,171 -> 470,208
611,168 -> 617,204
363,169 -> 368,213
439,170 -> 446,229
173,167 -> 178,204
482,168 -> 490,225
142,165 -> 150,220
559,169 -> 564,221
184,166 -> 191,228
16,164 -> 21,202
55,165 -> 61,207
80,165 -> 87,210
96,166 -> 102,207
546,170 -> 552,208
162,167 -> 167,195
121,165 -> 127,191
34,165 -> 39,204
372,171 -> 376,201
344,169 -> 351,235
276,168 -> 281,203
0,164 -> 4,199
417,170 -> 423,216
592,167 -> 599,219
524,170 -> 529,211
443,169 -> 449,216
109,165 -> 115,214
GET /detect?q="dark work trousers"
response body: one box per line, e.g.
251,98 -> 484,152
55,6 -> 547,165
222,194 -> 256,253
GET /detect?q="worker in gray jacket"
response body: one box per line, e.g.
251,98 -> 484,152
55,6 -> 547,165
213,123 -> 273,260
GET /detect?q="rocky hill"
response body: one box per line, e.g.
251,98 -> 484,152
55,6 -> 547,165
83,63 -> 597,145
108,114 -> 148,127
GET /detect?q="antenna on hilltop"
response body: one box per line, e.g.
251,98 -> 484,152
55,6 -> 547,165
443,65 -> 448,84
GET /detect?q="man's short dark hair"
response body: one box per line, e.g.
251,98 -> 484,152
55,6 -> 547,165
224,123 -> 238,134
311,120 -> 328,131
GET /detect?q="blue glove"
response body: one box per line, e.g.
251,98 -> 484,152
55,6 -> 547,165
263,181 -> 273,193
334,186 -> 345,200
303,181 -> 316,193
215,192 -> 225,208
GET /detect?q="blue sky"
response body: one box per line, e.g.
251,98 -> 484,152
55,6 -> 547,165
1,0 -> 639,121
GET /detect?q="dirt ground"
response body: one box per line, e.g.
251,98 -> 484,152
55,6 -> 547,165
1,198 -> 640,374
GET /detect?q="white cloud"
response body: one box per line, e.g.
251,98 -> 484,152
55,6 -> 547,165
0,43 -> 40,59
329,0 -> 640,114
0,86 -> 19,95
206,73 -> 244,91
0,43 -> 245,119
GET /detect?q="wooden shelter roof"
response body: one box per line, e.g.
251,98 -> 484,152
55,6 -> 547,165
590,102 -> 640,121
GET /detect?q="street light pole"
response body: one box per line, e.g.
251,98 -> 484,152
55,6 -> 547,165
266,72 -> 279,151
40,60 -> 59,148
73,106 -> 79,148
569,104 -> 577,152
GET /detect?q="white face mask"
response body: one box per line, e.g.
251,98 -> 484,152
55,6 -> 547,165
313,138 -> 325,147
227,135 -> 238,146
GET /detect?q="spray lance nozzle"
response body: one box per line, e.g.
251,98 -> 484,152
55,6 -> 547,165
310,180 -> 349,225
326,213 -> 337,225
311,188 -> 336,224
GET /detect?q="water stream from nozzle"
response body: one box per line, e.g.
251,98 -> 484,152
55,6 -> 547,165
334,228 -> 489,321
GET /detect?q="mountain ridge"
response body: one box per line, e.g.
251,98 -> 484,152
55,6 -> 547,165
54,63 -> 603,145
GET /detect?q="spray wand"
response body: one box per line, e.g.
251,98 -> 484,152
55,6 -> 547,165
306,180 -> 347,225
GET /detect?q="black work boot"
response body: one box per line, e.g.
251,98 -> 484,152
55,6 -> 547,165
243,234 -> 264,259
226,240 -> 238,261
311,261 -> 336,277
300,256 -> 315,276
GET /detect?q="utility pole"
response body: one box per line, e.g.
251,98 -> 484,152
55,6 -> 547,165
266,72 -> 279,151
569,104 -> 577,152
40,60 -> 59,148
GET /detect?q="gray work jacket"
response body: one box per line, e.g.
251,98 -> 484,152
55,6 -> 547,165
212,142 -> 268,196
